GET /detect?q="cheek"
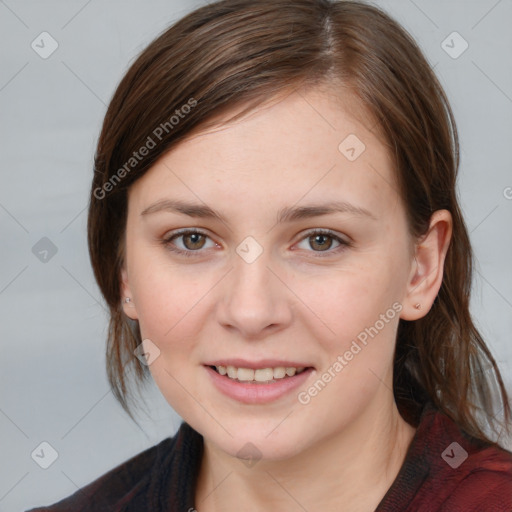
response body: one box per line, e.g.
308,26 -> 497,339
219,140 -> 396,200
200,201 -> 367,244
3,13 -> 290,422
291,265 -> 403,420
134,273 -> 212,358
128,239 -> 211,338
129,261 -> 214,417
292,257 -> 402,347
132,238 -> 407,354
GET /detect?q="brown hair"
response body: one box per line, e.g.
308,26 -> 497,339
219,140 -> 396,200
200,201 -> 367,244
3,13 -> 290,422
88,0 -> 511,444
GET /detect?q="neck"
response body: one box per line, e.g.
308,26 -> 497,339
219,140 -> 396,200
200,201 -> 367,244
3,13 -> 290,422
195,394 -> 416,512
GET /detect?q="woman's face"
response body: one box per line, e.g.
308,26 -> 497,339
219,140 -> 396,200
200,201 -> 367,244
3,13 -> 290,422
122,87 -> 417,460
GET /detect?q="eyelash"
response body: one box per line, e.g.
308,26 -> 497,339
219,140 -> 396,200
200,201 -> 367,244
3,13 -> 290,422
161,228 -> 351,259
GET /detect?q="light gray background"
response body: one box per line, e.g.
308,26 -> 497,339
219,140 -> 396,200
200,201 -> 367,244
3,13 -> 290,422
1,1 -> 511,510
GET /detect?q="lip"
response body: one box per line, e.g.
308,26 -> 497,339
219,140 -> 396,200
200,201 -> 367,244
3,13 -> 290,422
204,359 -> 314,370
204,365 -> 315,404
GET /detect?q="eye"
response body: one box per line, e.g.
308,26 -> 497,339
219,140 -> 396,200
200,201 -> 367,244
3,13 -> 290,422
162,229 -> 217,257
295,229 -> 350,256
161,228 -> 350,259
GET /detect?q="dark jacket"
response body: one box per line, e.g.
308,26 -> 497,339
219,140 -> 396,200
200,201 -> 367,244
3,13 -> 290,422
27,402 -> 512,511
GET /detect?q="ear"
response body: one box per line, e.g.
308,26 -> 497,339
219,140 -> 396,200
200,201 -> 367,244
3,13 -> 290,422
401,209 -> 453,320
121,266 -> 139,320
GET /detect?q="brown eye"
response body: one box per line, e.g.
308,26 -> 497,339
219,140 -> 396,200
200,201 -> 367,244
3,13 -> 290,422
295,229 -> 349,257
182,232 -> 206,250
162,229 -> 216,257
308,234 -> 334,252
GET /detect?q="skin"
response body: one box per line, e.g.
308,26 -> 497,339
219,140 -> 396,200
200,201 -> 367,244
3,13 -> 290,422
121,86 -> 452,511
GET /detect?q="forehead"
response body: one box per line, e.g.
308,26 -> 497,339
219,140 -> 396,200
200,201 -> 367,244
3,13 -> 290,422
129,87 -> 399,218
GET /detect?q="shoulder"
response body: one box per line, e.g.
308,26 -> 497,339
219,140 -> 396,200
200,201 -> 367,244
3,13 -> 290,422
25,435 -> 177,512
403,402 -> 512,511
434,440 -> 512,511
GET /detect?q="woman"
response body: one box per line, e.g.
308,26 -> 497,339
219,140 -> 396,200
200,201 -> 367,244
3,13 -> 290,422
28,0 -> 512,510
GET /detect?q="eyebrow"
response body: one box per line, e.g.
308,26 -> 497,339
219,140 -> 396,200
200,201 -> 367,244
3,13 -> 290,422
140,199 -> 377,223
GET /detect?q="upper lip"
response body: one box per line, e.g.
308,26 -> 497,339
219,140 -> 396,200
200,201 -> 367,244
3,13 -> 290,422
204,359 -> 313,369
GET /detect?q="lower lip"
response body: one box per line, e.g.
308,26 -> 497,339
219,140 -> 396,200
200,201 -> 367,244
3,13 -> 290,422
204,366 -> 314,404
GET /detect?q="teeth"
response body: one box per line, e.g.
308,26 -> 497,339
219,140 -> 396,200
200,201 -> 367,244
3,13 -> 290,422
237,368 -> 254,381
273,367 -> 286,379
214,365 -> 308,382
255,368 -> 274,381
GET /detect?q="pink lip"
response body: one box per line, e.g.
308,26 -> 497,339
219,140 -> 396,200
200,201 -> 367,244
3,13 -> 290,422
204,359 -> 313,370
204,365 -> 314,404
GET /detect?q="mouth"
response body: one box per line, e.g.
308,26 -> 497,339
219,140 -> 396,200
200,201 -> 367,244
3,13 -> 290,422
207,364 -> 311,384
203,361 -> 315,404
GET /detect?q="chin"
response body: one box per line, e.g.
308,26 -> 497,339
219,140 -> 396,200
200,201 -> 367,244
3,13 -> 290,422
201,419 -> 312,462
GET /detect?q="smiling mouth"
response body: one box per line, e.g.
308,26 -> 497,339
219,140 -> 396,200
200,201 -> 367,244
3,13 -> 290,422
208,365 -> 311,384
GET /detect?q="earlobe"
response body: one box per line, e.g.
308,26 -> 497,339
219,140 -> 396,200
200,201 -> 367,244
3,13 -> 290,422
401,210 -> 453,320
121,267 -> 139,320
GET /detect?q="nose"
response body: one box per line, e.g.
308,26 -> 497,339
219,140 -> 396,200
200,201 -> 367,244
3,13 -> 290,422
216,248 -> 293,339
